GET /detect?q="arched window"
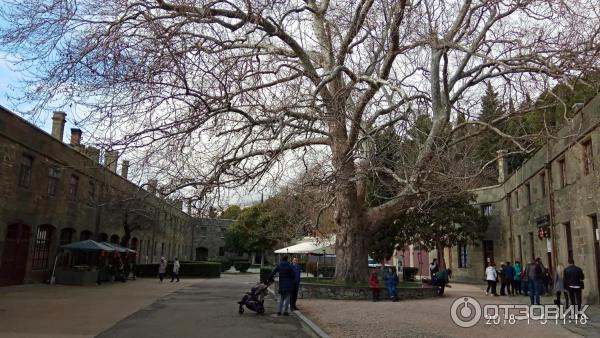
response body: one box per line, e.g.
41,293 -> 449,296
97,233 -> 108,242
59,228 -> 76,246
80,230 -> 92,241
32,224 -> 55,270
131,237 -> 138,250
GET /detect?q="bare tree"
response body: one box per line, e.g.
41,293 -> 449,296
1,0 -> 599,281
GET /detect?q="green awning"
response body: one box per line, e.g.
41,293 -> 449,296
61,240 -> 116,252
101,242 -> 137,253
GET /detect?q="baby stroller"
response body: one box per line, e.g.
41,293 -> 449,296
238,281 -> 271,314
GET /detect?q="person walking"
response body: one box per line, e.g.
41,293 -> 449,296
290,257 -> 301,311
563,259 -> 585,312
269,255 -> 295,316
513,261 -> 522,295
170,257 -> 180,282
554,263 -> 568,307
485,262 -> 498,296
525,258 -> 543,305
384,267 -> 399,301
435,268 -> 452,296
429,259 -> 439,285
158,257 -> 167,283
369,270 -> 380,301
502,262 -> 515,296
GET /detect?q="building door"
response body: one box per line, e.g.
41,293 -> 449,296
483,240 -> 494,269
0,223 -> 31,286
591,215 -> 600,301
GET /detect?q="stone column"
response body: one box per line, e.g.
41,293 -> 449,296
496,149 -> 509,184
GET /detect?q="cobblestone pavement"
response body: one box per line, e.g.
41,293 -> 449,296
299,283 -> 596,338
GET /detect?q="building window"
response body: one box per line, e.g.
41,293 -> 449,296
558,158 -> 566,188
18,155 -> 33,188
540,172 -> 546,197
481,204 -> 492,217
525,183 -> 531,206
32,225 -> 54,270
515,190 -> 519,209
200,226 -> 207,237
583,140 -> 593,175
59,228 -> 75,246
219,247 -> 225,256
68,175 -> 79,201
80,230 -> 92,241
458,245 -> 468,268
564,222 -> 574,263
88,180 -> 96,204
528,232 -> 535,261
47,167 -> 61,196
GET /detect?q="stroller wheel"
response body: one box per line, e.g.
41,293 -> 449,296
238,307 -> 245,314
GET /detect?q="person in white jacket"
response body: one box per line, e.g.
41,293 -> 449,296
170,258 -> 181,282
485,262 -> 498,296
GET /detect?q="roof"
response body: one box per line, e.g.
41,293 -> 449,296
274,236 -> 335,255
61,240 -> 116,252
101,242 -> 137,253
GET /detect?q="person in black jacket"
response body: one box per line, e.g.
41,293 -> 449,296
269,255 -> 296,316
563,259 -> 585,312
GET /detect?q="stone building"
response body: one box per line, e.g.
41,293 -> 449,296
437,94 -> 600,304
0,106 -> 225,286
191,218 -> 233,261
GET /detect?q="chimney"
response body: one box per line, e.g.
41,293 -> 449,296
84,147 -> 100,163
104,150 -> 118,172
51,111 -> 66,141
147,179 -> 158,195
496,149 -> 508,184
70,128 -> 82,146
121,160 -> 130,179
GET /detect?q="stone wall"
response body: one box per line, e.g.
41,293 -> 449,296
275,281 -> 438,301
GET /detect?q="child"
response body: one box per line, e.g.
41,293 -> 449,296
384,267 -> 399,301
369,270 -> 380,301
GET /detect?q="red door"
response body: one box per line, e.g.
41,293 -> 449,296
0,223 -> 31,286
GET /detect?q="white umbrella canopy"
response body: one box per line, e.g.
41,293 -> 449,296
274,236 -> 335,255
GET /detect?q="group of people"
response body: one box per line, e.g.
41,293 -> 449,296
268,256 -> 301,316
484,258 -> 585,309
157,257 -> 181,283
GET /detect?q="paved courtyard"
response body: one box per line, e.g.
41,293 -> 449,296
2,274 -> 599,338
299,283 -> 598,338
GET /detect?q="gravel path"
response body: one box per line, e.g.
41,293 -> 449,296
299,283 -> 583,338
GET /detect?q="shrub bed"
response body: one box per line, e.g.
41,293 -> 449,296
403,267 -> 419,281
233,261 -> 251,272
135,262 -> 221,278
208,257 -> 233,272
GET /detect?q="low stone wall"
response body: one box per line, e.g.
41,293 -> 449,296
275,281 -> 438,301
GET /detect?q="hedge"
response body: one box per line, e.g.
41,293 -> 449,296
260,266 -> 274,284
233,261 -> 251,272
135,262 -> 221,278
208,257 -> 233,272
403,267 -> 419,281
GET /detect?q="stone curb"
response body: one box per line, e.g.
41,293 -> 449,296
267,288 -> 331,338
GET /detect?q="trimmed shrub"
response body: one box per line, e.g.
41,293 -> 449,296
135,262 -> 221,278
233,261 -> 251,272
208,257 -> 233,272
403,267 -> 419,281
260,266 -> 274,284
